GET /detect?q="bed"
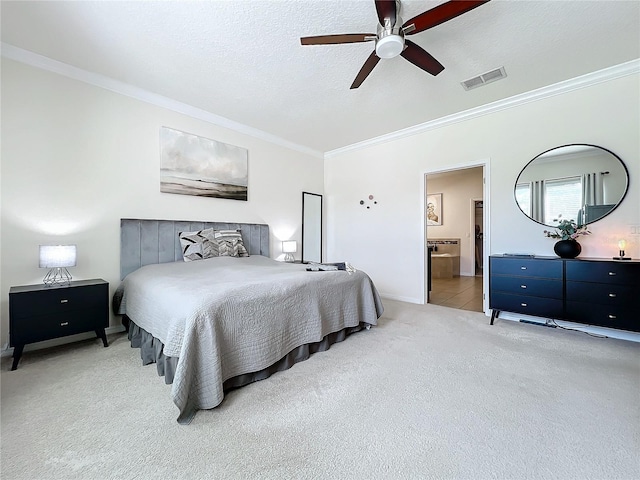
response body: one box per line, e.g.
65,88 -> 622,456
113,219 -> 383,424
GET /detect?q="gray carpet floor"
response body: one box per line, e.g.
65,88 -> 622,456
1,299 -> 638,480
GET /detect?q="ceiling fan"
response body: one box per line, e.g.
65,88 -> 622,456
300,0 -> 490,89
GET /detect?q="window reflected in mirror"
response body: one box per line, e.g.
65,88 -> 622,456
515,144 -> 628,228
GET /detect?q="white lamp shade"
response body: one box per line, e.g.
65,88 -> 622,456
39,245 -> 77,268
282,240 -> 297,253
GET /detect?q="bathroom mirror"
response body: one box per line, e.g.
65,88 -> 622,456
302,192 -> 322,263
514,144 -> 629,228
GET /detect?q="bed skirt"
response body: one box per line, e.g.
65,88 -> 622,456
124,316 -> 368,409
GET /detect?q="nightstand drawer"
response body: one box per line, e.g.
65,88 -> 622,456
10,308 -> 108,345
490,257 -> 563,279
491,276 -> 563,299
490,292 -> 563,318
566,261 -> 638,285
10,283 -> 107,318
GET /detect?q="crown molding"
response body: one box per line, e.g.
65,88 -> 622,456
1,43 -> 324,159
325,59 -> 640,159
3,42 -> 637,161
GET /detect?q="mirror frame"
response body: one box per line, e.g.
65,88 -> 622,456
302,192 -> 323,263
514,144 -> 629,228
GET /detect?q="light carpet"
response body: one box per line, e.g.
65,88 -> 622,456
1,300 -> 638,480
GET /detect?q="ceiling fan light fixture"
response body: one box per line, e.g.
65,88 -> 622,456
375,34 -> 404,59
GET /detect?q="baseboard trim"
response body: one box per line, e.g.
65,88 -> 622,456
1,324 -> 127,357
495,311 -> 640,343
380,293 -> 423,304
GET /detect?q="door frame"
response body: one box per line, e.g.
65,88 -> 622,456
421,158 -> 491,314
470,197 -> 484,275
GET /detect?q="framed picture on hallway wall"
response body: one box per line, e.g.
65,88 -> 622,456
426,193 -> 442,226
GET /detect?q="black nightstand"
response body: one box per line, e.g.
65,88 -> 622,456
9,279 -> 109,370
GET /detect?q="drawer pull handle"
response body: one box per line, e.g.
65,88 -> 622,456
608,272 -> 616,276
609,293 -> 617,298
608,315 -> 617,319
60,299 -> 69,304
521,303 -> 527,307
520,266 -> 527,270
520,285 -> 527,289
60,322 -> 69,326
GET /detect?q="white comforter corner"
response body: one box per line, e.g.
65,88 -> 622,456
117,255 -> 383,422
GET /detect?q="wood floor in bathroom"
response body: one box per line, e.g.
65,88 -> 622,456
429,275 -> 484,313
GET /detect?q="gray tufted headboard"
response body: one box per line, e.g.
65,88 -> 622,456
120,219 -> 270,280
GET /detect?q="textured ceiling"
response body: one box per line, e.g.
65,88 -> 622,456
2,0 -> 639,155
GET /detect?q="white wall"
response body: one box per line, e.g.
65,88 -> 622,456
325,74 -> 640,304
0,59 -> 324,345
426,167 -> 483,276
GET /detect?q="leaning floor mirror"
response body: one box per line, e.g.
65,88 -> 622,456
302,192 -> 322,263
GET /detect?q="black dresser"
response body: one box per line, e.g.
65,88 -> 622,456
489,255 -> 639,332
9,279 -> 109,370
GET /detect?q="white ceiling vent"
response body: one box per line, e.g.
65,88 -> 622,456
461,67 -> 507,91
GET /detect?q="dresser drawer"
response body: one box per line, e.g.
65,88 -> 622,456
10,283 -> 107,319
565,261 -> 639,285
10,308 -> 108,345
565,301 -> 639,332
491,276 -> 563,299
490,257 -> 563,279
566,281 -> 636,306
490,292 -> 563,318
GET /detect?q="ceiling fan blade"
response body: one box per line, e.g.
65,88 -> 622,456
375,0 -> 397,27
350,51 -> 381,89
400,40 -> 445,76
403,0 -> 490,35
301,34 -> 375,45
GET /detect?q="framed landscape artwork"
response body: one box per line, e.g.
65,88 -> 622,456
160,127 -> 248,201
426,193 -> 442,226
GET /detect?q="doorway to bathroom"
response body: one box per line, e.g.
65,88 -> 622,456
424,164 -> 487,313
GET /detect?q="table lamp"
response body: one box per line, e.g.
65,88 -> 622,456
39,245 -> 77,285
282,240 -> 297,262
613,239 -> 630,260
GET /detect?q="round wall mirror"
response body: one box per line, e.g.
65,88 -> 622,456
515,144 -> 629,228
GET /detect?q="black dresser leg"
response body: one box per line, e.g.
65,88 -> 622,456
490,309 -> 499,325
11,344 -> 24,371
96,328 -> 109,347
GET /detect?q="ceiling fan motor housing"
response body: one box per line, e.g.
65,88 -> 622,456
375,18 -> 405,59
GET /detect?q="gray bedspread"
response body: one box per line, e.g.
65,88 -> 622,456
114,255 -> 383,423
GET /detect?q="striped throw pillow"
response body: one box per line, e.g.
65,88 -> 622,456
214,230 -> 250,257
